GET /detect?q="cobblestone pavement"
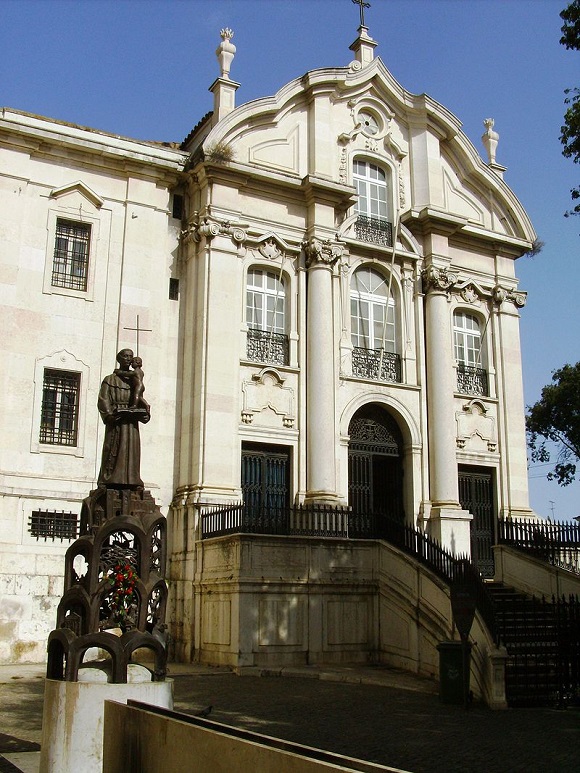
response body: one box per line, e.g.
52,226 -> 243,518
171,671 -> 580,773
1,665 -> 579,772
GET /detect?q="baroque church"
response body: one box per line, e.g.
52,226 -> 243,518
0,18 -> 538,702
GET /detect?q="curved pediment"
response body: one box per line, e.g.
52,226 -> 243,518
199,54 -> 535,247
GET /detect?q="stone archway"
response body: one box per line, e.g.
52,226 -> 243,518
348,404 -> 404,521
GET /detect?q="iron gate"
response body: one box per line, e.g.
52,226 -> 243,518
348,405 -> 404,522
458,466 -> 495,578
241,443 -> 290,511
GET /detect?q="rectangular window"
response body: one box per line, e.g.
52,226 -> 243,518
169,277 -> 179,300
29,510 -> 78,541
172,194 -> 184,220
40,369 -> 81,446
52,219 -> 91,291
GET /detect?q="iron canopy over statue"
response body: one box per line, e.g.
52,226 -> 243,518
97,348 -> 150,489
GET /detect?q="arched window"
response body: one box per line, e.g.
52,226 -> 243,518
453,311 -> 488,395
350,267 -> 401,383
353,160 -> 393,247
245,268 -> 288,365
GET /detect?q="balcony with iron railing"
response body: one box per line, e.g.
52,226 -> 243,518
246,328 -> 289,366
352,347 -> 402,383
456,363 -> 488,396
355,215 -> 393,247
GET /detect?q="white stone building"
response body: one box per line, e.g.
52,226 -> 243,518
0,22 -> 536,687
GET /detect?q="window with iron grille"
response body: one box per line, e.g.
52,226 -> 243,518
51,219 -> 91,291
353,160 -> 393,247
454,311 -> 488,396
29,510 -> 78,541
350,267 -> 401,382
246,268 -> 289,365
40,369 -> 81,446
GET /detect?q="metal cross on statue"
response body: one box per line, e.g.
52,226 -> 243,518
352,0 -> 371,28
123,315 -> 152,357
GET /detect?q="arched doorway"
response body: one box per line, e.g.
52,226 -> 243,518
348,404 -> 404,523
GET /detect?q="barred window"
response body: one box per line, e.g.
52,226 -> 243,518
29,510 -> 78,541
52,219 -> 91,291
40,369 -> 81,446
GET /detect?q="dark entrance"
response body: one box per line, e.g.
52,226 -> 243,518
348,404 -> 404,521
458,466 -> 495,578
241,442 -> 290,510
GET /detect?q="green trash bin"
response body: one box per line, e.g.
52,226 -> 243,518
437,641 -> 471,705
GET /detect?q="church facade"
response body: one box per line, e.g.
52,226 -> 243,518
0,23 -> 536,680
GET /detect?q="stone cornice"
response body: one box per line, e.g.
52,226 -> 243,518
402,207 -> 533,258
0,108 -> 187,182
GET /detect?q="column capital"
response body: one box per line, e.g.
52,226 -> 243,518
181,214 -> 247,247
302,236 -> 344,269
421,266 -> 458,294
492,284 -> 527,308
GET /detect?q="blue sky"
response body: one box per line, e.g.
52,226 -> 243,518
1,0 -> 578,519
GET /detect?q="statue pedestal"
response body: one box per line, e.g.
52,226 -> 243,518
39,677 -> 173,773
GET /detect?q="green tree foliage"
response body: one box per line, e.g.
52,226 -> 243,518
526,362 -> 580,485
560,1 -> 580,215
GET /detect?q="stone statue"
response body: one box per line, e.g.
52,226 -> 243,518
97,348 -> 150,489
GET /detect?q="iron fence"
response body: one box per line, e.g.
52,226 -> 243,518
498,518 -> 580,574
492,591 -> 580,707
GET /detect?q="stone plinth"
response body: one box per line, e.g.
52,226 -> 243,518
39,677 -> 173,773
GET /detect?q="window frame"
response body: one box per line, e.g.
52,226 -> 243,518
246,267 -> 287,335
43,203 -> 101,301
350,267 -> 396,352
453,310 -> 489,396
453,311 -> 483,367
51,218 -> 91,292
353,160 -> 390,222
39,368 -> 81,447
31,351 -> 89,457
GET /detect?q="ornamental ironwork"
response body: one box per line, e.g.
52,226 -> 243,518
247,328 -> 289,366
352,347 -> 401,383
457,363 -> 488,396
355,215 -> 393,247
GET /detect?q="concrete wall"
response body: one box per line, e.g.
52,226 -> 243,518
102,700 -> 405,773
178,533 -> 503,705
494,545 -> 580,599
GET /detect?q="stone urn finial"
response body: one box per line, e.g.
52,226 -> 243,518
482,118 -> 499,165
217,28 -> 236,80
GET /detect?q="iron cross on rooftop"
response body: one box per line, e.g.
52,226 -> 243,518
352,0 -> 371,28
